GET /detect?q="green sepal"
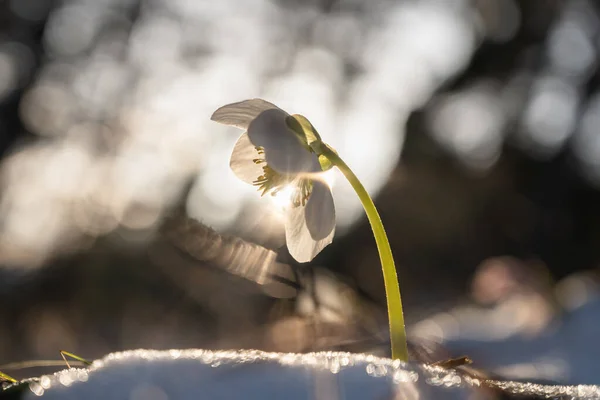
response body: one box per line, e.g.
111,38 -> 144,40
285,114 -> 333,171
318,154 -> 333,171
285,114 -> 322,149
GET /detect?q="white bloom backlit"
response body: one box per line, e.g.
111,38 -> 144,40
211,99 -> 335,262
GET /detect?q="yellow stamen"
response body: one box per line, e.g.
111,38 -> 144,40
252,146 -> 312,208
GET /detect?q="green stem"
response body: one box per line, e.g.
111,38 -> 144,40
320,144 -> 408,361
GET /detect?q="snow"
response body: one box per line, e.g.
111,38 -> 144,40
13,349 -> 471,399
3,349 -> 599,399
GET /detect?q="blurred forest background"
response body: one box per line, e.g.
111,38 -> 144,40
1,0 -> 600,386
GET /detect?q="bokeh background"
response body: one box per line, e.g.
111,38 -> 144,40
1,0 -> 600,386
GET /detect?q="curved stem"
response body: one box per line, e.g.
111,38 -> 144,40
320,144 -> 408,361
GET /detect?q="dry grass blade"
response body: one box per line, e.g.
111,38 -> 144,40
0,371 -> 17,384
157,213 -> 299,292
60,351 -> 92,369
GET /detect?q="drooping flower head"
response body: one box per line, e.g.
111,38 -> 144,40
211,99 -> 335,263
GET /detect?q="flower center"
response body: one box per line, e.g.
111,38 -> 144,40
252,146 -> 312,207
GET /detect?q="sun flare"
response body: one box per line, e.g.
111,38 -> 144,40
321,169 -> 336,189
269,185 -> 296,210
269,170 -> 336,211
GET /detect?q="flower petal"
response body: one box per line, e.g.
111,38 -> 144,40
230,132 -> 264,184
285,180 -> 335,263
211,99 -> 281,129
248,108 -> 321,175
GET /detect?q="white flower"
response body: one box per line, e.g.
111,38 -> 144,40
211,99 -> 335,262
